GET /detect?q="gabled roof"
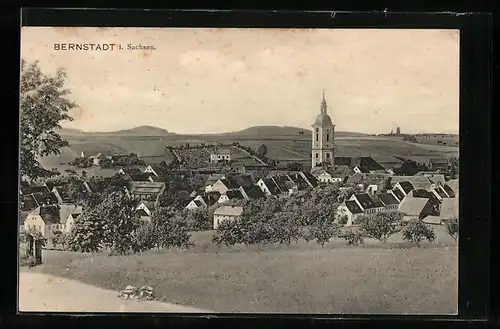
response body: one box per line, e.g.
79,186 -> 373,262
353,193 -> 377,209
261,178 -> 282,195
433,187 -> 449,199
398,197 -> 430,217
299,171 -> 319,187
391,188 -> 405,201
345,200 -> 363,214
128,181 -> 166,195
148,165 -> 168,177
201,192 -> 220,206
30,204 -> 83,225
287,173 -> 309,190
136,209 -> 150,217
377,193 -> 400,206
214,206 -> 243,216
439,198 -> 458,220
397,181 -> 415,194
225,190 -> 244,200
241,185 -> 266,198
31,192 -> 59,206
442,184 -> 456,198
368,194 -> 385,208
20,185 -> 50,195
121,168 -> 143,176
355,166 -> 370,174
219,177 -> 240,189
334,157 -> 385,171
408,189 -> 433,199
52,186 -> 71,203
59,204 -> 83,224
272,175 -> 292,192
126,173 -> 154,182
193,200 -> 203,207
137,201 -> 155,211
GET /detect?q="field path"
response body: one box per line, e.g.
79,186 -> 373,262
277,146 -> 308,159
18,272 -> 212,313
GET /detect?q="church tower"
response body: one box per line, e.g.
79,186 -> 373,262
311,90 -> 335,168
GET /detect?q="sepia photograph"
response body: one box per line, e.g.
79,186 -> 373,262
19,26 -> 460,314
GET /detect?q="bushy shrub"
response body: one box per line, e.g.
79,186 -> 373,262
444,216 -> 459,242
338,215 -> 348,225
402,220 -> 436,246
310,220 -> 339,247
344,230 -> 364,246
184,208 -> 212,231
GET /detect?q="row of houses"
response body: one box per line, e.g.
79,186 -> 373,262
336,178 -> 459,226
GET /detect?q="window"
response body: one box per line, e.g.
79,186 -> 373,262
326,133 -> 330,142
316,134 -> 319,142
315,153 -> 319,159
316,128 -> 319,133
326,153 -> 330,158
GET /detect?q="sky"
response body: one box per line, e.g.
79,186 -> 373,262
21,27 -> 460,134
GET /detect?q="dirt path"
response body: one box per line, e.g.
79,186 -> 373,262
18,272 -> 212,313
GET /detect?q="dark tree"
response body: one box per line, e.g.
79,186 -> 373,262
286,161 -> 303,171
20,60 -> 76,180
256,144 -> 268,159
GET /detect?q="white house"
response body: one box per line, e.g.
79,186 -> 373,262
213,206 -> 243,229
336,200 -> 363,226
349,193 -> 386,215
185,199 -> 204,210
316,171 -> 343,184
217,190 -> 245,204
24,204 -> 82,248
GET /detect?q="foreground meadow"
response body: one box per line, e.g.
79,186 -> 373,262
22,227 -> 458,314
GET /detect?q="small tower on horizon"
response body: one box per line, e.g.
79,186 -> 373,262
396,126 -> 401,136
311,90 -> 335,168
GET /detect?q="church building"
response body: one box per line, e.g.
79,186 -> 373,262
311,91 -> 335,168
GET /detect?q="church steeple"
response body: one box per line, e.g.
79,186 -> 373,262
321,89 -> 327,115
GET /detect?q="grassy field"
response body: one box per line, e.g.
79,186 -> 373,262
39,135 -> 459,171
24,226 -> 458,314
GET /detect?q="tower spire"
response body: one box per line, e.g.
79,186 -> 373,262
321,89 -> 327,115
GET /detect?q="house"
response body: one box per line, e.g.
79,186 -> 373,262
218,190 -> 245,204
210,148 -> 231,164
204,174 -> 226,192
287,172 -> 312,191
123,172 -> 157,182
445,179 -> 459,194
31,192 -> 59,207
377,192 -> 400,211
393,181 -> 415,196
427,158 -> 450,171
336,200 -> 363,226
135,201 -> 155,217
197,192 -> 221,206
298,171 -> 319,188
349,193 -> 385,215
441,183 -> 456,198
213,206 -> 243,229
126,181 -> 166,202
143,165 -> 168,178
89,153 -> 107,166
24,204 -> 82,248
334,156 -> 385,174
51,186 -> 72,204
239,184 -> 266,199
20,185 -> 50,196
257,178 -> 283,196
185,199 -> 205,210
398,197 -> 437,221
119,167 -> 144,176
210,177 -> 240,194
314,167 -> 345,183
390,188 -> 406,202
390,175 -> 435,190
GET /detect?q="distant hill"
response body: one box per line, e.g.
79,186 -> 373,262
223,126 -> 369,137
56,125 -> 367,137
57,125 -> 173,136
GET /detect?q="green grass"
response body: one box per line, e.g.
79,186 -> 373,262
25,227 -> 458,314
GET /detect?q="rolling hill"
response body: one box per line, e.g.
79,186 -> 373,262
57,125 -> 369,138
222,126 -> 369,137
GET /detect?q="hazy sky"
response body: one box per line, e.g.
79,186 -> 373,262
21,27 -> 459,134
